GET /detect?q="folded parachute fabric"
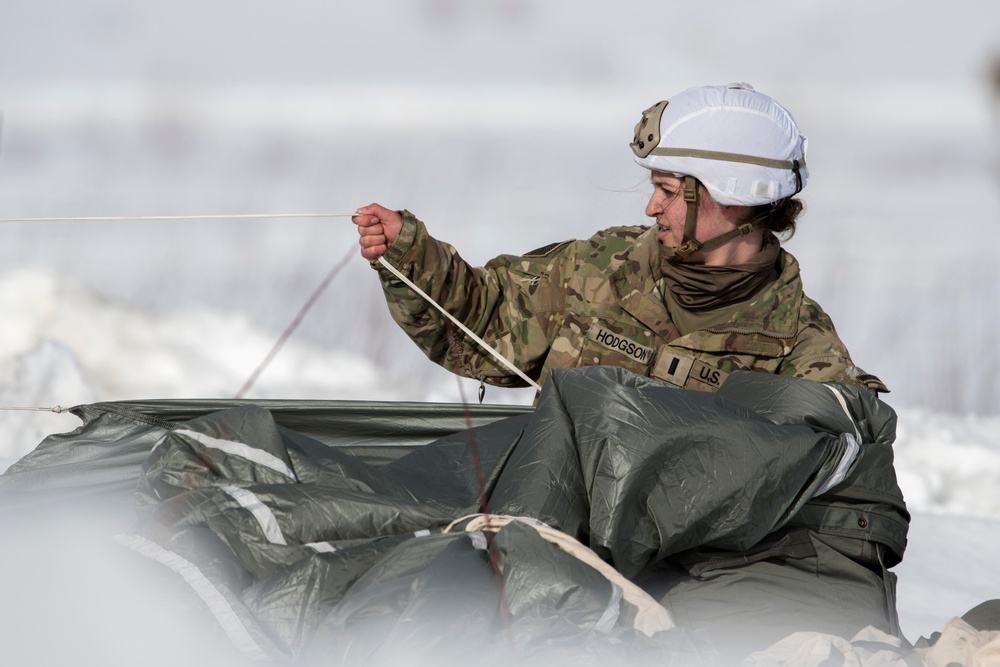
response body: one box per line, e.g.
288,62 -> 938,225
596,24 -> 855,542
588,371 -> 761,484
116,365 -> 901,664
444,513 -> 676,636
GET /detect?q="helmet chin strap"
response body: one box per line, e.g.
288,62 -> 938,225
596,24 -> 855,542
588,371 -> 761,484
668,176 -> 756,262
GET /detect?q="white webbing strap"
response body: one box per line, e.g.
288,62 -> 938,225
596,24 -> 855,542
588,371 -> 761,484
812,384 -> 865,497
377,256 -> 541,391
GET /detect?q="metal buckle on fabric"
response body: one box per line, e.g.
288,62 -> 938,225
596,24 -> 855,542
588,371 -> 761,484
669,175 -> 701,260
683,183 -> 698,204
673,240 -> 702,258
791,159 -> 803,194
630,101 -> 668,158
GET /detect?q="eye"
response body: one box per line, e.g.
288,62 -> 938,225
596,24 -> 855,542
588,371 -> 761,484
650,178 -> 679,198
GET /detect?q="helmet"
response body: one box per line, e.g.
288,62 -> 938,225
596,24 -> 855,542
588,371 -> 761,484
631,83 -> 808,206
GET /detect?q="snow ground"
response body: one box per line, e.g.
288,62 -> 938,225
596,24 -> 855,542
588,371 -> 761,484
2,0 -> 999,654
2,273 -> 999,644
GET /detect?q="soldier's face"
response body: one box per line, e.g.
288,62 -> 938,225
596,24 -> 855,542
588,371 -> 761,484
645,172 -> 732,250
646,172 -> 687,248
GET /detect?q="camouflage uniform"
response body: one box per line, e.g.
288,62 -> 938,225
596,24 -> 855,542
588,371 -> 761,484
377,212 -> 905,652
377,211 -> 887,394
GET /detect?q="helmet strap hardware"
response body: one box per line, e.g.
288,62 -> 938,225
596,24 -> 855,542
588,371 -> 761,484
671,175 -> 701,260
630,101 -> 668,158
791,159 -> 803,194
669,176 -> 759,263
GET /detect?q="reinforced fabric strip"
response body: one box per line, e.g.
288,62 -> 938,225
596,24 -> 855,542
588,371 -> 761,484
812,385 -> 864,497
113,533 -> 272,661
594,583 -> 625,634
173,429 -> 297,481
223,486 -> 288,545
824,385 -> 863,443
648,147 -> 804,171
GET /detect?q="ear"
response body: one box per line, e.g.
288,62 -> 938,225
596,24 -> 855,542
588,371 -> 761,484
721,205 -> 749,223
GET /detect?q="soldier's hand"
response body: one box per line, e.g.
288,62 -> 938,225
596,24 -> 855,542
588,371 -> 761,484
352,204 -> 403,262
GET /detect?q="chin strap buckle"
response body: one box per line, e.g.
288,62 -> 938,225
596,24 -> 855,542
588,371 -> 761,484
673,240 -> 702,259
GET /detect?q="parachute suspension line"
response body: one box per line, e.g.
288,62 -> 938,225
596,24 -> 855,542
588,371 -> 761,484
0,213 -> 360,223
376,256 -> 542,392
233,245 -> 356,399
0,211 -> 357,406
454,367 -> 491,517
454,373 -> 513,637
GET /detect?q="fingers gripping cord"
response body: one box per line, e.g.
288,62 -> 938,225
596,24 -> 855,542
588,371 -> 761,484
376,256 -> 542,391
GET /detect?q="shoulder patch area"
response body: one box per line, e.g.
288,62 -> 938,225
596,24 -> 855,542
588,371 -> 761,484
523,240 -> 574,258
856,373 -> 890,394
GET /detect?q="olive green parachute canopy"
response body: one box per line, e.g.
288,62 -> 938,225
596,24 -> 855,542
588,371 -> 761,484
0,367 -> 908,665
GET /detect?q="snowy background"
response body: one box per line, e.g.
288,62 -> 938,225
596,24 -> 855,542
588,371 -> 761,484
1,0 -> 999,649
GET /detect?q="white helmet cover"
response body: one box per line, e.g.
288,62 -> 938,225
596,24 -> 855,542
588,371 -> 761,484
632,83 -> 808,206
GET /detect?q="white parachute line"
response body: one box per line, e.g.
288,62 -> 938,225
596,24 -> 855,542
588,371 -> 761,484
0,212 -> 541,401
376,256 -> 542,392
0,405 -> 66,413
0,210 -> 357,400
0,212 -> 358,223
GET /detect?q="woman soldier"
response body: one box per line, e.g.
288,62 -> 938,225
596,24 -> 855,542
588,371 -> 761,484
352,83 -> 887,397
352,84 -> 907,660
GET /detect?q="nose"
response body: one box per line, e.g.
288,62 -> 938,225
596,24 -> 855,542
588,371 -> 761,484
645,190 -> 663,218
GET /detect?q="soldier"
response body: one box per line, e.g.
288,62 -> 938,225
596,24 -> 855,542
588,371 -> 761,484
352,83 -> 886,396
352,84 -> 907,661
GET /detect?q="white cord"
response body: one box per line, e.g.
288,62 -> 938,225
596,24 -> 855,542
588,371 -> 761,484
377,256 -> 542,392
0,210 -> 542,395
0,213 -> 357,223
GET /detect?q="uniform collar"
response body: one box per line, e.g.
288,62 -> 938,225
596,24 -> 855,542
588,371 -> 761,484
610,226 -> 676,340
675,251 -> 804,356
612,227 -> 805,354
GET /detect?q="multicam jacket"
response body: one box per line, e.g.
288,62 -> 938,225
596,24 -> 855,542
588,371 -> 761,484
376,211 -> 887,395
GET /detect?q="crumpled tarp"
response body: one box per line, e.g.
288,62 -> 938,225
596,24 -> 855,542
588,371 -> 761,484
108,365 -> 885,665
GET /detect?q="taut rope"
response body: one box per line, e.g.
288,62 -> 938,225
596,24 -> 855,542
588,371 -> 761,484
0,213 -> 356,223
1,210 -> 541,406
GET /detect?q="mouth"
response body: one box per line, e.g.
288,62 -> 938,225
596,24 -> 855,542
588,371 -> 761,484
656,224 -> 673,246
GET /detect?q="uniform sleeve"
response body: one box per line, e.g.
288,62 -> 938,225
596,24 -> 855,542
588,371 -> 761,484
375,211 -> 570,387
777,299 -> 889,394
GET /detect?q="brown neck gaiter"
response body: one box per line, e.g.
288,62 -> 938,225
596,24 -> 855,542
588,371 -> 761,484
659,241 -> 782,312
